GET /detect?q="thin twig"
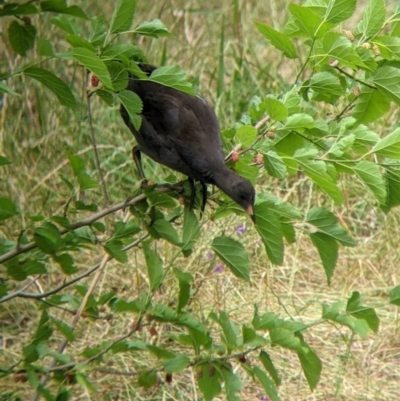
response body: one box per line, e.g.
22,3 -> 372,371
333,65 -> 377,89
86,74 -> 110,207
0,187 -> 172,265
0,233 -> 148,303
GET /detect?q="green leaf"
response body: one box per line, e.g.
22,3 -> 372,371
24,67 -> 76,108
263,97 -> 289,121
221,367 -> 243,400
54,253 -> 78,275
72,48 -> 113,89
181,208 -> 200,252
259,350 -> 281,386
255,202 -> 284,265
110,0 -> 136,34
353,86 -> 391,124
0,82 -> 19,96
0,3 -> 39,16
51,15 -> 79,34
389,285 -> 400,306
34,222 -> 62,254
65,34 -> 95,51
355,0 -> 386,38
346,291 -> 380,333
107,61 -> 129,91
306,207 -> 357,246
289,3 -> 329,38
372,128 -> 400,159
373,36 -> 400,60
308,71 -> 343,103
283,113 -> 314,132
41,1 -> 88,19
113,220 -> 140,239
254,21 -> 298,58
37,37 -> 54,57
310,232 -> 338,285
235,125 -> 257,148
383,169 -> 400,212
263,151 -> 287,179
149,65 -> 195,95
292,150 -> 343,204
164,355 -> 190,373
269,327 -> 302,351
323,301 -> 370,337
297,346 -> 322,390
174,268 -> 193,313
211,237 -> 250,281
198,364 -> 222,401
352,161 -> 386,204
142,242 -> 163,291
52,318 -> 75,341
104,239 -> 128,263
325,0 -> 357,24
134,19 -> 173,38
0,197 -> 18,221
138,370 -> 157,389
147,345 -> 175,359
8,20 -> 36,56
318,33 -> 367,70
253,367 -> 282,401
151,218 -> 180,246
373,66 -> 400,106
117,89 -> 143,131
90,16 -> 106,46
77,172 -> 98,190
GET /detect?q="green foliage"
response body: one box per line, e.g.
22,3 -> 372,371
1,0 -> 400,399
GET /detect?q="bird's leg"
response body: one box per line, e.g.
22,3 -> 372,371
201,182 -> 208,213
188,178 -> 196,210
132,145 -> 148,188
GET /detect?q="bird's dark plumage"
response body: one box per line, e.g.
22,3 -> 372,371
120,63 -> 255,219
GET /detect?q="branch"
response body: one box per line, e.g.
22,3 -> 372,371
86,74 -> 110,206
333,64 -> 377,90
0,233 -> 149,303
0,187 -> 172,265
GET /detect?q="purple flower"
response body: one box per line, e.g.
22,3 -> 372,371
205,251 -> 214,260
214,264 -> 224,274
260,396 -> 270,401
236,224 -> 246,234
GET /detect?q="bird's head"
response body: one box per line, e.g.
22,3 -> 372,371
228,177 -> 256,222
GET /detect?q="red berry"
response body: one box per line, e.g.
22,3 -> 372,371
231,151 -> 240,163
91,74 -> 100,87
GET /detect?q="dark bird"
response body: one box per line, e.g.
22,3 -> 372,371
120,63 -> 255,221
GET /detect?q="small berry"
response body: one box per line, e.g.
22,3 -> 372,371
149,327 -> 158,336
253,153 -> 263,165
266,131 -> 275,139
239,354 -> 246,363
343,30 -> 354,41
362,42 -> 372,49
58,198 -> 66,205
165,373 -> 173,384
352,86 -> 360,97
91,74 -> 100,87
231,151 -> 240,163
372,44 -> 381,56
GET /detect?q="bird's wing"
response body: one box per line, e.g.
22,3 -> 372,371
140,87 -> 224,182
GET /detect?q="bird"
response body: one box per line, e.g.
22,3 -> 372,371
120,63 -> 255,221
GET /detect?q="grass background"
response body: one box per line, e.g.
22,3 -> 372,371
1,0 -> 400,400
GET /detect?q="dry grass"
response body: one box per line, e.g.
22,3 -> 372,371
1,0 -> 400,400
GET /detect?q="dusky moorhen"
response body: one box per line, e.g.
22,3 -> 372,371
120,63 -> 255,220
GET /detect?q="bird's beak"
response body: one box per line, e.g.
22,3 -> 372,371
245,204 -> 256,223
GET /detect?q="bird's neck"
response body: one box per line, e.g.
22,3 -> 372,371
213,166 -> 241,197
